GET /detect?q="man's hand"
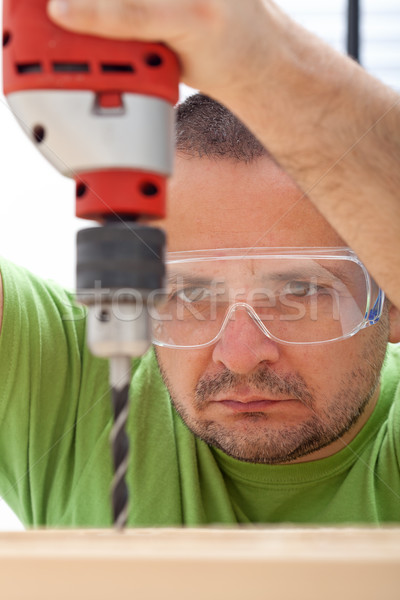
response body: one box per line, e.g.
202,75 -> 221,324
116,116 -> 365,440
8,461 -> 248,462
47,0 -> 274,97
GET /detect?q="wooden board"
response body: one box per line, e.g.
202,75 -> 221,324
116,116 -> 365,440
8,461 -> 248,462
0,528 -> 400,600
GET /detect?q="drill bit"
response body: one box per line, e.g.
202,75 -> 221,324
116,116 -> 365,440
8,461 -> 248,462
109,356 -> 132,530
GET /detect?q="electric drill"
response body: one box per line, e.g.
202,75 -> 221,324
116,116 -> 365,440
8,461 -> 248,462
2,0 -> 179,529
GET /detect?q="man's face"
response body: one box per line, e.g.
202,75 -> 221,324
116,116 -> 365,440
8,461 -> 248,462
152,155 -> 389,464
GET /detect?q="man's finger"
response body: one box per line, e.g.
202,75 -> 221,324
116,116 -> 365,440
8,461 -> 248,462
47,0 -> 158,40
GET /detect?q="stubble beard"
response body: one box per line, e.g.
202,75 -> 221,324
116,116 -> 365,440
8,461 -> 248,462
155,320 -> 389,465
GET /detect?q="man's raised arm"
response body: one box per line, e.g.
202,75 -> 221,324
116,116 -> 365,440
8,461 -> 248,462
48,0 -> 400,307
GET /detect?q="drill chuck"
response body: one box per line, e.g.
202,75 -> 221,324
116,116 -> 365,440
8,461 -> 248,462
77,223 -> 166,358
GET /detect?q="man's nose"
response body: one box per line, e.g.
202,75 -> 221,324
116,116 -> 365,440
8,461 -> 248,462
212,305 -> 280,374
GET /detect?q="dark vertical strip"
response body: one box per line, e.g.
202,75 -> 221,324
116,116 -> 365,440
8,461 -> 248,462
347,0 -> 361,63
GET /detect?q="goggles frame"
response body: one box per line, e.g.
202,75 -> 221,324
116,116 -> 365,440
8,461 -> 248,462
152,247 -> 385,348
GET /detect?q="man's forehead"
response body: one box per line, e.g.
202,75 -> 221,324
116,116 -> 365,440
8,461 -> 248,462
151,155 -> 345,251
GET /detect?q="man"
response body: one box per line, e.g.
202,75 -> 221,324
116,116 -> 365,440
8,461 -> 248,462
0,0 -> 399,526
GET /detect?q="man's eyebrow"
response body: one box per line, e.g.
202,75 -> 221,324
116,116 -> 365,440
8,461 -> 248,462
167,273 -> 217,286
263,265 -> 354,285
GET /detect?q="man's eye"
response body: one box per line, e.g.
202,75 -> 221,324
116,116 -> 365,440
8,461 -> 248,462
175,287 -> 211,303
283,281 -> 319,297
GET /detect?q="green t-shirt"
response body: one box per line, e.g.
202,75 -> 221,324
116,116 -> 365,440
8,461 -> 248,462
0,258 -> 399,527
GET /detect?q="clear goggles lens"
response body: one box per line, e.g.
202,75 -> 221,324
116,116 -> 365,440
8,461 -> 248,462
150,248 -> 384,348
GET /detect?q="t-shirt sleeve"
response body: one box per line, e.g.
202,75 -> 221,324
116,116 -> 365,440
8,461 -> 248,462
0,257 -> 111,526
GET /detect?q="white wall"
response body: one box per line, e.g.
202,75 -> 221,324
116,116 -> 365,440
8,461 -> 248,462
278,0 -> 400,90
0,1 -> 398,530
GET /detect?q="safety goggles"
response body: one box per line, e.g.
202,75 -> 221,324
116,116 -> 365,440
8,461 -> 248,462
150,247 -> 385,348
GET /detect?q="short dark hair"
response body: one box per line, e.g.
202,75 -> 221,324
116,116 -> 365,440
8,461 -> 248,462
175,93 -> 269,162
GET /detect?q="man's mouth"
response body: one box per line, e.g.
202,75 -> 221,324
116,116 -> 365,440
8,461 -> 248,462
213,393 -> 296,413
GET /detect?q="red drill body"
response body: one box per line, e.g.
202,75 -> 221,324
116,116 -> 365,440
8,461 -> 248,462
3,0 -> 179,221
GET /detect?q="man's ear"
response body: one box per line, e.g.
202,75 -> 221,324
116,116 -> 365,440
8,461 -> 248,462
389,303 -> 400,343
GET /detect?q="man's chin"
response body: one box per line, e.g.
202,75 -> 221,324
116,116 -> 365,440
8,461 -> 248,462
182,413 -> 333,465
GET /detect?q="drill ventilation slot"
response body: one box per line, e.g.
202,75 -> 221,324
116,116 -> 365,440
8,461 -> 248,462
53,62 -> 90,73
101,63 -> 135,73
17,62 -> 42,73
